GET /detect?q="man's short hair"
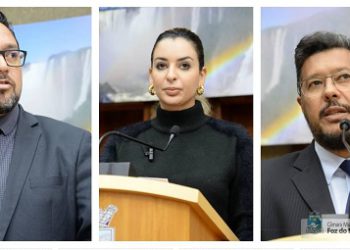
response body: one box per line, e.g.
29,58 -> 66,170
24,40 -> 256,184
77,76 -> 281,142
294,31 -> 350,95
0,11 -> 19,47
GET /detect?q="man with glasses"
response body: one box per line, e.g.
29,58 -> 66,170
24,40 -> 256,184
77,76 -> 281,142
262,31 -> 350,241
0,11 -> 90,240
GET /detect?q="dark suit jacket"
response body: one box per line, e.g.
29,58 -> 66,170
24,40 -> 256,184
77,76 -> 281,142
0,106 -> 91,240
261,142 -> 335,241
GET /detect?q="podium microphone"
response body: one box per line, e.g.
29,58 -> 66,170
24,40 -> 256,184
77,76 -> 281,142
163,125 -> 180,151
340,119 -> 350,153
99,125 -> 180,161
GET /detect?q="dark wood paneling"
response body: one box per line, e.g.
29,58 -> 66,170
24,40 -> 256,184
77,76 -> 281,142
210,96 -> 253,136
99,95 -> 253,137
261,144 -> 308,160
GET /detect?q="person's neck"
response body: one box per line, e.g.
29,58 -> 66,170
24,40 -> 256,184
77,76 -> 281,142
0,111 -> 9,119
151,100 -> 208,133
159,101 -> 196,112
329,149 -> 350,158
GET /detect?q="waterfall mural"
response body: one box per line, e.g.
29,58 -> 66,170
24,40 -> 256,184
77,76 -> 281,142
99,7 -> 253,103
21,48 -> 91,130
13,13 -> 91,131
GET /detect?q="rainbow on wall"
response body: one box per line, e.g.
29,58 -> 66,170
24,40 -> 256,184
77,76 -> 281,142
262,102 -> 303,145
206,35 -> 252,78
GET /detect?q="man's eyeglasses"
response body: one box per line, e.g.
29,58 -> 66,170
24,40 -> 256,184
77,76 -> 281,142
300,69 -> 350,97
0,49 -> 27,67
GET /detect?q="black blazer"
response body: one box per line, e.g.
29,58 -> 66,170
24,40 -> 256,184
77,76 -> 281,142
0,106 -> 91,240
261,142 -> 335,240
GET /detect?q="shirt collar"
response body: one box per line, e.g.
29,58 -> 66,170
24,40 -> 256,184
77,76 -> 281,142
0,104 -> 19,135
314,141 -> 347,185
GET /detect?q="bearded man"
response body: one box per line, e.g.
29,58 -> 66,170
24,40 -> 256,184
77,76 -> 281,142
262,31 -> 350,241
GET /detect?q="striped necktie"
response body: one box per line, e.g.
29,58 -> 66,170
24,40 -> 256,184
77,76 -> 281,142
339,160 -> 350,214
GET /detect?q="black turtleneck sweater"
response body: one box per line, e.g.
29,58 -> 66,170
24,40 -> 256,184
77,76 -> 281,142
100,101 -> 253,240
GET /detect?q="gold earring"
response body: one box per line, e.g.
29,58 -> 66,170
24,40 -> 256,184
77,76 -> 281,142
148,84 -> 155,95
196,86 -> 204,95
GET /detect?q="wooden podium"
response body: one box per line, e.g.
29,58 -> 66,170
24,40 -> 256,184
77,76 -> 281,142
99,175 -> 238,241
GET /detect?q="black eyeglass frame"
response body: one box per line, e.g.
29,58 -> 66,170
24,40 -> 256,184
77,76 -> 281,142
0,49 -> 27,67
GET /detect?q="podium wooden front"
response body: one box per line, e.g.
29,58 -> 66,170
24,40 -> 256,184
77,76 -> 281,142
100,175 -> 238,241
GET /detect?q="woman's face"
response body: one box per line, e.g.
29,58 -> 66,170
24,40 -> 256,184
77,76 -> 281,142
149,37 -> 206,111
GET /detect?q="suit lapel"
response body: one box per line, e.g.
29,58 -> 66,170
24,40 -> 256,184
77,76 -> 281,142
291,142 -> 335,215
0,106 -> 41,240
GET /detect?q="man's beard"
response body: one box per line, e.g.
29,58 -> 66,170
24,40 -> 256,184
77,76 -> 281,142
304,99 -> 350,151
0,92 -> 19,115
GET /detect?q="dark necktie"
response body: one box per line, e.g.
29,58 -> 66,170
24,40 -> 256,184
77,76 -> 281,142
339,160 -> 350,214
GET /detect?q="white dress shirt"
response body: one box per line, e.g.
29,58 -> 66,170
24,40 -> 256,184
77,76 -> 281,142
315,141 -> 350,214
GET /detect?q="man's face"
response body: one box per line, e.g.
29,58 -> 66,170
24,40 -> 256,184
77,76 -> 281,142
0,23 -> 22,116
297,48 -> 350,151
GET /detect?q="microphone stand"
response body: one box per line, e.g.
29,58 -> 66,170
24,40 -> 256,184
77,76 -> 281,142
99,131 -> 164,151
339,120 -> 350,220
340,120 -> 350,153
99,125 -> 180,162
